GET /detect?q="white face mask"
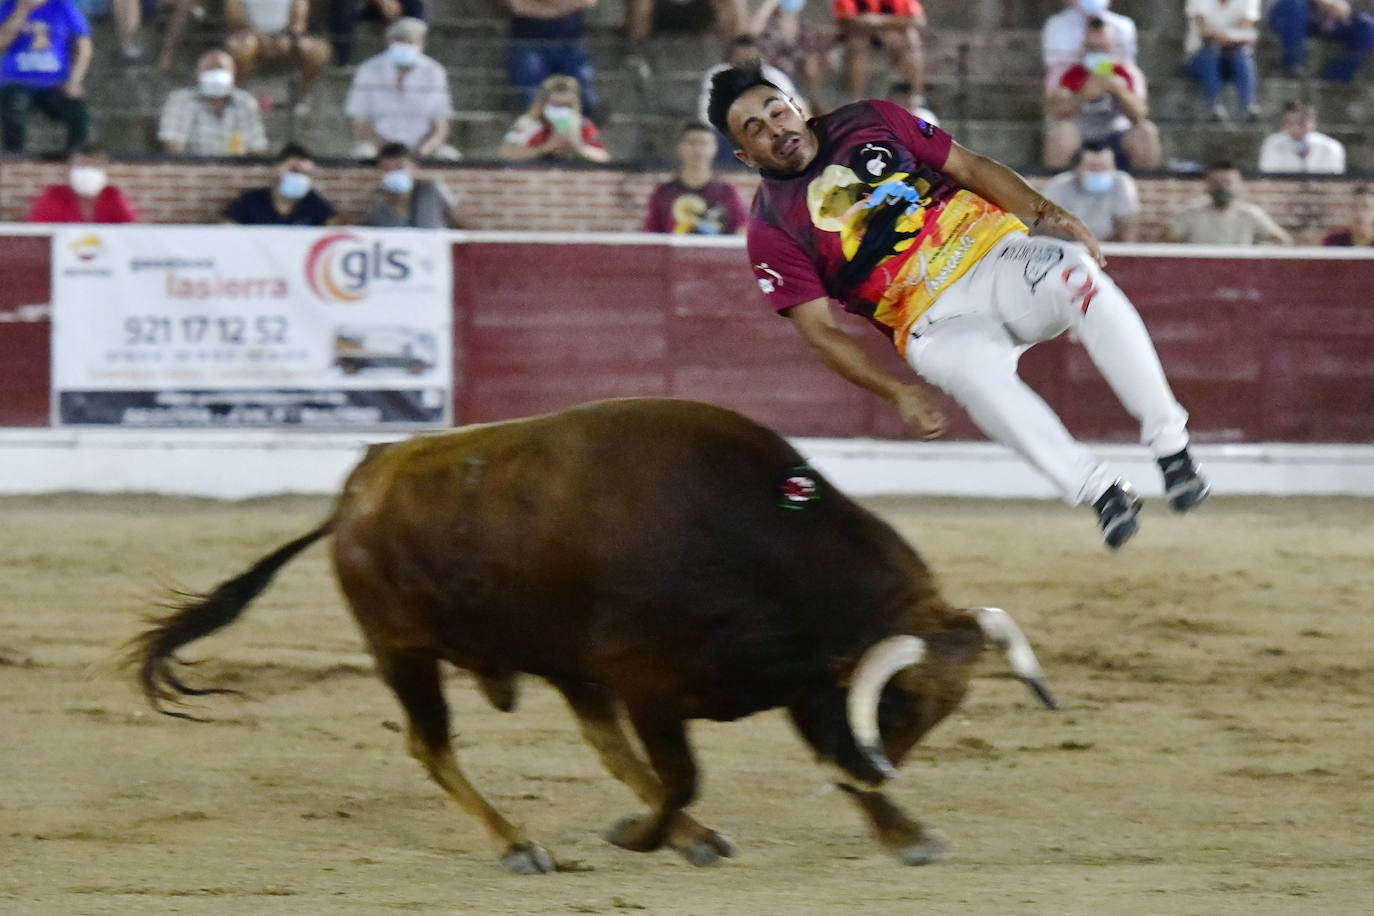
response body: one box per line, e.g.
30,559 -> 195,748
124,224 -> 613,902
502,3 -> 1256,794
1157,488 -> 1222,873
389,42 -> 420,67
544,104 -> 577,132
198,67 -> 234,97
69,166 -> 108,198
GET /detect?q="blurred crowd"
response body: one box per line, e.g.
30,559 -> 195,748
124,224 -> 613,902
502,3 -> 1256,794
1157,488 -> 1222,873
1,0 -> 1371,243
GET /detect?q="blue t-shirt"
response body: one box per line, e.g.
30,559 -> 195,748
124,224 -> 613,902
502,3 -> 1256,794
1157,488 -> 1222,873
0,0 -> 90,89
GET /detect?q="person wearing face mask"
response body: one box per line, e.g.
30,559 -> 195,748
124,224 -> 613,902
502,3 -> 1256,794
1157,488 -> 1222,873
26,145 -> 136,223
224,142 -> 338,226
1042,142 -> 1139,243
361,142 -> 460,228
1042,0 -> 1138,88
1257,100 -> 1346,174
500,72 -> 610,163
158,49 -> 269,157
1043,17 -> 1160,172
345,16 -> 458,161
1169,162 -> 1291,245
507,0 -> 599,117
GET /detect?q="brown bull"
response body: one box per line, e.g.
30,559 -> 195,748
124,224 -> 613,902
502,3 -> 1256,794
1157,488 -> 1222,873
128,397 -> 1054,873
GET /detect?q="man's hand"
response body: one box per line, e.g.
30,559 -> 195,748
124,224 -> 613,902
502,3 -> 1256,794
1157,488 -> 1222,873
894,384 -> 947,440
1033,199 -> 1107,268
61,76 -> 84,98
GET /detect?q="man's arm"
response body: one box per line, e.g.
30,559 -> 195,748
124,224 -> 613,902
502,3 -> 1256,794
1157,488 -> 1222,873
785,298 -> 947,439
1253,207 -> 1293,246
63,35 -> 92,97
939,141 -> 1107,266
0,0 -> 41,53
415,117 -> 447,157
1104,74 -> 1147,123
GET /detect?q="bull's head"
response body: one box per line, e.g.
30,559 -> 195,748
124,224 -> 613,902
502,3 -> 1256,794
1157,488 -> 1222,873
847,607 -> 1057,779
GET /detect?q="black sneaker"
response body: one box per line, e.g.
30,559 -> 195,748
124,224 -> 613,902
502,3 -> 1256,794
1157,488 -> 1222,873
1093,481 -> 1142,550
1158,448 -> 1211,512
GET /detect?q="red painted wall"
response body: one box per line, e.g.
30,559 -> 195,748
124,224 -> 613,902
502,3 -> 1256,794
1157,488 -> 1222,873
5,233 -> 1374,443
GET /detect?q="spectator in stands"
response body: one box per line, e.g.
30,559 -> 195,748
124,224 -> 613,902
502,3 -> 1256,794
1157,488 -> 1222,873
1269,0 -> 1374,81
330,0 -> 425,67
26,144 -> 136,222
886,79 -> 937,125
1044,16 -> 1160,171
1258,100 -> 1346,173
1322,185 -> 1374,245
224,142 -> 338,225
1042,0 -> 1138,86
345,17 -> 457,160
644,121 -> 747,234
698,35 -> 802,126
0,0 -> 91,154
1170,161 -> 1292,245
361,142 -> 460,228
1186,0 -> 1262,122
628,0 -> 746,56
507,0 -> 598,117
1042,141 -> 1139,242
832,0 -> 925,104
500,72 -> 609,162
158,49 -> 270,156
225,0 -> 332,110
749,0 -> 833,107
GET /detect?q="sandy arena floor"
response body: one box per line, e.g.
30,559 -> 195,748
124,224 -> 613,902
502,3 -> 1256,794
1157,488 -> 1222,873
1,493 -> 1371,916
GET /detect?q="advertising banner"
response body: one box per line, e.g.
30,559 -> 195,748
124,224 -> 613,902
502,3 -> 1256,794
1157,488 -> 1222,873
51,226 -> 452,427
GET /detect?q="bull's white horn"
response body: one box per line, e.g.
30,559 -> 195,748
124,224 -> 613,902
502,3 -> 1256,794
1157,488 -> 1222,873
973,607 -> 1058,710
846,634 -> 926,780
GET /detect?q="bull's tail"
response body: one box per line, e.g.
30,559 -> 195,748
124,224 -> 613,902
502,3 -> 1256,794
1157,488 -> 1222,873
126,517 -> 335,719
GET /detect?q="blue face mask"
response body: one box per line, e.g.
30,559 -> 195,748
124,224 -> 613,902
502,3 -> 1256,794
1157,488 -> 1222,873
1081,171 -> 1115,194
277,171 -> 311,200
779,0 -> 806,11
389,42 -> 420,67
381,168 -> 413,194
1079,0 -> 1108,14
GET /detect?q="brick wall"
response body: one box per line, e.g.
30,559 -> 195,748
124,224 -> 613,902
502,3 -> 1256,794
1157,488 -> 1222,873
0,160 -> 1364,242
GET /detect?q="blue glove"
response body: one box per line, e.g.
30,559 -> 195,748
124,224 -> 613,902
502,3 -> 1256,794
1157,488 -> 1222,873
862,179 -> 921,215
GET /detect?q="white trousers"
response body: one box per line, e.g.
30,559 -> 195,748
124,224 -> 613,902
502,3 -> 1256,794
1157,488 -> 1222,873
905,233 -> 1190,506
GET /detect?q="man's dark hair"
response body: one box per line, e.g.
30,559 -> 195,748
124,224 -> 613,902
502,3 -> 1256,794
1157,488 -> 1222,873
275,142 -> 314,163
729,35 -> 760,51
888,80 -> 913,96
1206,159 -> 1237,174
69,143 -> 106,159
1073,140 -> 1112,167
1086,15 -> 1106,29
678,120 -> 715,139
706,65 -> 781,145
1282,99 -> 1312,117
376,141 -> 411,161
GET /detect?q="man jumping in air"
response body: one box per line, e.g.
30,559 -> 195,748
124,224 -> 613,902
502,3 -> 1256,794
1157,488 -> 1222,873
707,66 -> 1209,549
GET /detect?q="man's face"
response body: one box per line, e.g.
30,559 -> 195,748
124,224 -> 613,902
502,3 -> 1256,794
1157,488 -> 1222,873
1084,28 -> 1113,54
726,85 -> 815,173
677,129 -> 718,169
378,155 -> 411,176
279,156 -> 314,179
198,51 -> 234,76
1282,110 -> 1313,141
1077,148 -> 1115,177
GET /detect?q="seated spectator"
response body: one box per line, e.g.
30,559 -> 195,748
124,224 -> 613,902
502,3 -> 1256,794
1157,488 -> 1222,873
885,79 -> 937,125
330,0 -> 424,67
832,0 -> 925,103
499,72 -> 610,162
225,0 -> 331,110
0,0 -> 91,154
750,0 -> 833,108
1186,0 -> 1262,121
644,121 -> 747,234
26,145 -> 136,222
1042,0 -> 1138,87
361,141 -> 460,228
1170,161 -> 1292,245
1042,141 -> 1140,242
1269,0 -> 1374,81
628,0 -> 745,54
698,35 -> 802,126
224,143 -> 337,225
345,17 -> 457,160
1322,185 -> 1374,246
1044,17 -> 1160,171
158,49 -> 270,156
1258,100 -> 1346,174
507,0 -> 597,117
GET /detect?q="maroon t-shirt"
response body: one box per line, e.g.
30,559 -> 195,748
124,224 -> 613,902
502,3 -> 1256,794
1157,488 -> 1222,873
644,178 -> 747,234
745,99 -> 1024,352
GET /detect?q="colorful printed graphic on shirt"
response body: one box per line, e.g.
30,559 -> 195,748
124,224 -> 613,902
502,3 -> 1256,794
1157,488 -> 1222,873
672,194 -> 728,234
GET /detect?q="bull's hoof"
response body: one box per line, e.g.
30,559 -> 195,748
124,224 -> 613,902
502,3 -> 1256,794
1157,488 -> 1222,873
672,828 -> 738,867
892,830 -> 948,866
499,841 -> 557,874
603,814 -> 665,853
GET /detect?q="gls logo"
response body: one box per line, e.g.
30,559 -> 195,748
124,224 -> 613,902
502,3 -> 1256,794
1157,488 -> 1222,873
305,232 -> 412,302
